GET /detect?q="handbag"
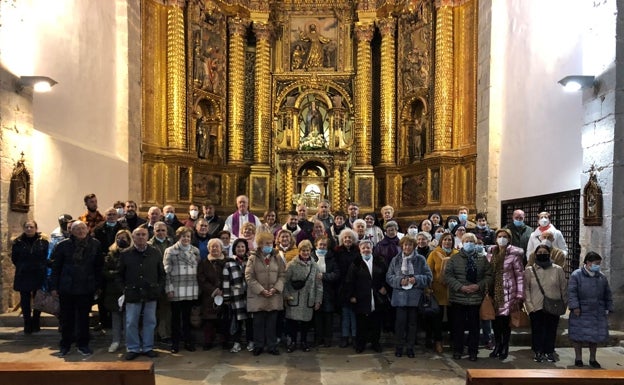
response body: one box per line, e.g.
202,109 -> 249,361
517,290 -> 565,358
531,266 -> 566,316
419,291 -> 440,316
33,289 -> 59,317
291,265 -> 312,290
509,303 -> 530,328
479,292 -> 496,321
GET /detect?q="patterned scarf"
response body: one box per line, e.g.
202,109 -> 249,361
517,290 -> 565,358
465,251 -> 478,283
492,247 -> 505,309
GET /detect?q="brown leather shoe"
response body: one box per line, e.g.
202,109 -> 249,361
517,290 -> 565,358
435,342 -> 443,354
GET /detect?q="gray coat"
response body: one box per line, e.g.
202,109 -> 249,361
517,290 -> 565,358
386,252 -> 432,307
283,256 -> 323,322
568,267 -> 613,343
444,250 -> 492,306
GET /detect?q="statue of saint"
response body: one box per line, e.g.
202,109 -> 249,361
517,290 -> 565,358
306,101 -> 322,136
292,44 -> 305,70
299,24 -> 330,69
196,117 -> 209,159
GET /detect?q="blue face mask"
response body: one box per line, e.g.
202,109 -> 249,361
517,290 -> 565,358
475,245 -> 484,254
434,232 -> 443,241
106,221 -> 117,227
262,246 -> 273,254
165,213 -> 174,221
463,242 -> 476,254
476,225 -> 486,230
590,264 -> 601,273
513,219 -> 524,227
448,221 -> 457,230
458,214 -> 468,222
315,249 -> 327,257
362,253 -> 372,261
442,247 -> 452,254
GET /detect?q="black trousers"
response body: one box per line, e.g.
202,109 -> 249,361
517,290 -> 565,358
286,318 -> 311,345
19,290 -> 41,328
492,315 -> 511,346
59,293 -> 92,349
314,311 -> 334,343
171,300 -> 193,346
529,310 -> 559,354
450,303 -> 480,356
355,311 -> 382,349
253,311 -> 278,350
395,306 -> 418,349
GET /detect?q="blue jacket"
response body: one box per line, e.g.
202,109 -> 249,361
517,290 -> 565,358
386,252 -> 432,307
568,267 -> 613,343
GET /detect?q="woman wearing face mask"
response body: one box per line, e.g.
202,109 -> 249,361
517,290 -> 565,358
345,239 -> 388,353
486,229 -> 525,360
526,231 -> 566,268
444,233 -> 492,361
426,233 -> 458,353
335,229 -> 360,348
222,238 -> 251,353
245,231 -> 286,356
198,238 -> 227,351
445,215 -> 460,234
431,227 -> 446,248
374,221 -> 402,266
524,244 -> 567,363
103,229 -> 133,353
525,211 -> 568,259
313,236 -> 340,347
568,251 -> 613,368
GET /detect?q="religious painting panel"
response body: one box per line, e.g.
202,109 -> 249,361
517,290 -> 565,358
289,17 -> 338,71
401,173 -> 427,207
179,167 -> 190,201
250,175 -> 269,211
354,175 -> 374,210
429,167 -> 441,203
193,173 -> 222,206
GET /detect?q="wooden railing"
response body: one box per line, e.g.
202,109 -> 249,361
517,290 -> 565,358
466,369 -> 624,385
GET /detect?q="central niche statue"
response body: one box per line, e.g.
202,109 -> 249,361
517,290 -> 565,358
300,99 -> 326,150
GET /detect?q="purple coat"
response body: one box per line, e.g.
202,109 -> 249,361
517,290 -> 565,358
487,245 -> 524,316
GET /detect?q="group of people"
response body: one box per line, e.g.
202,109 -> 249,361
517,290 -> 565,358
10,194 -> 613,367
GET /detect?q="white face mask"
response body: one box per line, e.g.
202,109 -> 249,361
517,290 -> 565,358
497,237 -> 509,247
539,217 -> 550,227
189,210 -> 199,220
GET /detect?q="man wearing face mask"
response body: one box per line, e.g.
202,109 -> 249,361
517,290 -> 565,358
184,204 -> 200,228
503,209 -> 533,265
457,206 -> 476,230
148,222 -> 175,345
525,211 -> 568,260
94,207 -> 125,254
526,231 -> 566,268
473,213 -> 495,246
444,215 -> 460,233
163,205 -> 184,231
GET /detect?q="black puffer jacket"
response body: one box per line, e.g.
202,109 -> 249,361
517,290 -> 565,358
50,236 -> 103,295
11,233 -> 49,292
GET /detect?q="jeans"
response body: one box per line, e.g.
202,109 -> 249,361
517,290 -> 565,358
125,301 -> 157,353
111,310 -> 124,344
341,306 -> 356,337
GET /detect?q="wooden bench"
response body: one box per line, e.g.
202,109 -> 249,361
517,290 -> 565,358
0,361 -> 155,385
466,369 -> 624,385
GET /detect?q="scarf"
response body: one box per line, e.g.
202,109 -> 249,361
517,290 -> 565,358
465,251 -> 478,284
401,252 -> 415,276
491,247 -> 505,309
231,211 -> 257,237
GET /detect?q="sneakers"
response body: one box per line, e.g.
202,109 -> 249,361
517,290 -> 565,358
78,346 -> 93,356
246,342 -> 255,352
230,342 -> 242,353
58,348 -> 70,357
108,342 -> 120,353
533,353 -> 543,362
546,353 -> 557,362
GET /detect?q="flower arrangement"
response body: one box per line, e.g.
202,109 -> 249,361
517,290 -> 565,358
300,133 -> 326,150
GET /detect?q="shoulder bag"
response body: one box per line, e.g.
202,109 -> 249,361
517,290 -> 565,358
531,266 -> 565,316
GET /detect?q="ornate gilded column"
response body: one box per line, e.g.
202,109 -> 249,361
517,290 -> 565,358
166,0 -> 186,149
354,23 -> 374,166
333,166 -> 341,211
432,3 -> 454,151
378,17 -> 397,166
227,18 -> 248,163
253,22 -> 272,164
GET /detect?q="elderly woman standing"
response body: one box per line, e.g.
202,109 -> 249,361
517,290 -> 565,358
245,231 -> 286,356
198,238 -> 227,351
487,228 -> 524,360
524,244 -> 567,363
386,236 -> 432,358
12,220 -> 49,334
345,239 -> 388,353
445,232 -> 492,361
426,232 -> 458,353
568,251 -> 613,368
224,238 -> 253,352
164,227 -> 200,353
284,240 -> 323,352
335,229 -> 360,347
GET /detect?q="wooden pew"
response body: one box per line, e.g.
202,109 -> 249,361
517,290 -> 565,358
466,369 -> 624,385
0,361 -> 155,385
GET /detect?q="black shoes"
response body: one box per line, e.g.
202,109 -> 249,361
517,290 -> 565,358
406,349 -> 415,358
301,343 -> 311,352
287,344 -> 296,353
545,353 -> 557,362
575,359 -> 584,367
589,360 -> 601,368
125,351 -> 141,361
184,343 -> 196,352
268,348 -> 280,356
533,353 -> 543,362
339,337 -> 349,348
171,345 -> 179,354
58,348 -> 70,357
252,347 -> 263,356
371,343 -> 382,353
395,347 -> 403,357
144,350 -> 158,358
452,353 -> 462,360
469,354 -> 478,362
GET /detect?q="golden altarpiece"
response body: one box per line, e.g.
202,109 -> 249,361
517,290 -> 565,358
140,0 -> 477,221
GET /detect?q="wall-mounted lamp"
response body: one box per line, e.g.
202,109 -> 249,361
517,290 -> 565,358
558,75 -> 596,92
16,76 -> 58,93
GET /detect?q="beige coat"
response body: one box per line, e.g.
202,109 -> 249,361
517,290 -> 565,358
523,264 -> 568,313
245,250 -> 286,312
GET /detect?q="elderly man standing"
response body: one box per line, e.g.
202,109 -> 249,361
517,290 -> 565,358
310,199 -> 334,231
51,221 -> 103,357
163,205 -> 184,231
503,209 -> 534,265
119,227 -> 165,360
148,221 -> 175,344
224,195 -> 261,239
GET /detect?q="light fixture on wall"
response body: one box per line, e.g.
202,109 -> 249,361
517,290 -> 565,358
558,75 -> 596,92
16,76 -> 58,93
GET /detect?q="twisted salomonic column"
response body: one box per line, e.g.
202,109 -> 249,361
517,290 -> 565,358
253,22 -> 272,164
166,0 -> 186,149
227,18 -> 249,163
354,23 -> 374,166
378,17 -> 397,165
432,4 -> 454,151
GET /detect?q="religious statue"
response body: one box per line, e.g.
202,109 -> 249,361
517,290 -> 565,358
292,44 -> 305,70
193,36 -> 205,87
306,101 -> 322,136
196,117 -> 209,159
299,24 -> 331,69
